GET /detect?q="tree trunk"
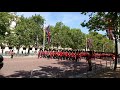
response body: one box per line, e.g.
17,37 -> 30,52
113,12 -> 118,71
114,36 -> 118,70
87,51 -> 93,71
88,59 -> 92,71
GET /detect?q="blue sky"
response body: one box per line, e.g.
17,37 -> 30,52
17,12 -> 106,35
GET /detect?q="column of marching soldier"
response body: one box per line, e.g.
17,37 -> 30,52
38,49 -> 115,62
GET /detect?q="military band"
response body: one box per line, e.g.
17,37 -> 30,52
38,49 -> 115,62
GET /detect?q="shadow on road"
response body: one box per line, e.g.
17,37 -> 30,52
1,60 -> 89,78
92,68 -> 120,78
6,70 -> 31,78
0,75 -> 6,78
1,60 -> 112,78
35,61 -> 89,78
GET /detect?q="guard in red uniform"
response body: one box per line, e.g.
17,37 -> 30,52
69,50 -> 72,61
45,49 -> 48,58
72,51 -> 76,61
56,50 -> 59,60
42,49 -> 45,58
64,50 -> 67,60
58,50 -> 60,60
54,50 -> 57,59
70,50 -> 74,61
75,50 -> 79,62
44,49 -> 47,58
47,49 -> 51,59
62,50 -> 65,60
67,50 -> 70,60
52,49 -> 55,59
78,51 -> 81,60
60,50 -> 63,60
50,50 -> 53,59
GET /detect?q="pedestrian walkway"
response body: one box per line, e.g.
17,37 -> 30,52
1,56 -> 119,78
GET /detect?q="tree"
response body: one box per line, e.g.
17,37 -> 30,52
0,12 -> 14,36
14,14 -> 45,54
50,21 -> 86,50
86,31 -> 114,52
81,12 -> 119,70
0,12 -> 15,54
68,28 -> 85,50
53,22 -> 64,48
30,14 -> 45,47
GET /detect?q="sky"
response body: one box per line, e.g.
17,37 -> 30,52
16,12 -> 106,35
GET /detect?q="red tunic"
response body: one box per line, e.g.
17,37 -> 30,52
60,51 -> 63,57
50,51 -> 53,57
38,51 -> 41,56
71,53 -> 74,58
68,52 -> 71,58
56,51 -> 59,56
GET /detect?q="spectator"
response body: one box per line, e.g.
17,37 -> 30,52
38,50 -> 41,59
10,50 -> 14,59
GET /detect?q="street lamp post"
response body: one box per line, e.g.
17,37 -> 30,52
86,37 -> 87,51
42,24 -> 45,51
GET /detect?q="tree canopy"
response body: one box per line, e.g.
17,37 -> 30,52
0,12 -> 114,53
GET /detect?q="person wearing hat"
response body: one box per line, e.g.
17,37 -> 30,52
69,50 -> 72,61
75,50 -> 79,62
62,50 -> 65,60
50,49 -> 53,59
60,50 -> 63,60
48,49 -> 51,60
71,50 -> 75,61
38,49 -> 41,59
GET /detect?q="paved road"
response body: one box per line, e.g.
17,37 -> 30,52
0,56 -> 113,78
0,56 -> 88,78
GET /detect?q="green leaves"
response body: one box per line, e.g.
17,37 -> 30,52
0,12 -> 115,52
50,22 -> 86,49
81,12 -> 120,32
13,14 -> 45,48
0,12 -> 14,37
86,31 -> 114,52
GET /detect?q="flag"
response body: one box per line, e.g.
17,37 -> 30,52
106,18 -> 114,40
42,26 -> 46,51
87,38 -> 93,49
45,25 -> 51,44
43,27 -> 46,43
106,26 -> 114,40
